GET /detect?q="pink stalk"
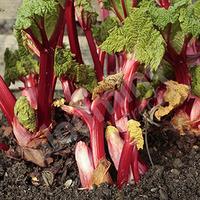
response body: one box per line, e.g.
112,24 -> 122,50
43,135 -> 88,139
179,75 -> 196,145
99,49 -> 106,67
0,143 -> 9,151
37,49 -> 55,128
121,0 -> 128,18
117,135 -> 133,189
65,1 -> 83,63
132,0 -> 137,7
110,0 -> 124,22
75,141 -> 95,189
22,87 -> 38,109
131,145 -> 140,184
49,6 -> 65,49
84,28 -> 103,81
190,97 -> 200,121
0,76 -> 16,125
12,117 -> 32,146
107,54 -> 116,75
60,77 -> 75,103
90,94 -> 113,167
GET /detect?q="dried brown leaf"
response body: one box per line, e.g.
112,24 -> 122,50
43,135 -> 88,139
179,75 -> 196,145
155,81 -> 190,120
92,72 -> 123,100
91,159 -> 113,186
171,111 -> 200,136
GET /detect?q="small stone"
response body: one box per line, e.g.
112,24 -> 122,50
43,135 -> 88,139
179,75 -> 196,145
192,145 -> 199,150
42,170 -> 54,186
173,158 -> 183,168
64,179 -> 73,188
171,169 -> 180,176
151,188 -> 158,192
159,189 -> 168,200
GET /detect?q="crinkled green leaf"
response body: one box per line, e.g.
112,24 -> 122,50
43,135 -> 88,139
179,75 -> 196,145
139,0 -> 189,30
179,1 -> 200,37
191,66 -> 200,97
170,22 -> 185,53
55,47 -> 97,92
15,0 -> 59,42
75,0 -> 97,27
15,0 -> 58,30
4,48 -> 39,86
92,17 -> 119,44
14,96 -> 37,132
101,8 -> 165,70
136,82 -> 154,99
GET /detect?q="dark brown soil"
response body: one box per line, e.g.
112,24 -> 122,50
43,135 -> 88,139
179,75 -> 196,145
0,112 -> 200,200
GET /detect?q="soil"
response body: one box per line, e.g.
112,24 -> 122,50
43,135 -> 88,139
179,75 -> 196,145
0,110 -> 200,200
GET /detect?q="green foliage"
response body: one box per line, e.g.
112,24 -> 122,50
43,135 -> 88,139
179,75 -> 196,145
191,66 -> 200,97
92,17 -> 119,44
151,60 -> 175,86
136,82 -> 154,99
15,0 -> 58,30
4,48 -> 39,86
75,0 -> 97,27
15,0 -> 59,43
14,96 -> 37,132
100,8 -> 166,70
179,1 -> 200,37
55,47 -> 97,92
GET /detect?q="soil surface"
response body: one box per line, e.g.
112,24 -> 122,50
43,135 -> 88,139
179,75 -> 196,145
0,111 -> 200,200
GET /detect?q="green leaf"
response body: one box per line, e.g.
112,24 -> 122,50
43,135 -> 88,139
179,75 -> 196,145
136,82 -> 154,99
191,66 -> 200,97
15,0 -> 58,30
101,8 -> 166,70
14,96 -> 37,132
179,1 -> 200,37
55,47 -> 97,92
170,22 -> 185,53
75,0 -> 98,27
92,17 -> 119,44
4,48 -> 39,86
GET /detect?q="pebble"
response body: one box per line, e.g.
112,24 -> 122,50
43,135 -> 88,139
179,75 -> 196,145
171,169 -> 180,176
159,189 -> 168,200
150,188 -> 158,192
64,179 -> 73,188
173,158 -> 183,168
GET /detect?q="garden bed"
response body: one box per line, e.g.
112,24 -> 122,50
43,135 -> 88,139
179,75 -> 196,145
0,113 -> 200,200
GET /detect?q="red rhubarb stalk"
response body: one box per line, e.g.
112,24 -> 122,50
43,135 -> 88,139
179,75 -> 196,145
131,145 -> 140,183
37,49 -> 55,128
65,1 -> 83,64
84,29 -> 103,81
121,0 -> 128,18
0,76 -> 16,125
117,134 -> 133,189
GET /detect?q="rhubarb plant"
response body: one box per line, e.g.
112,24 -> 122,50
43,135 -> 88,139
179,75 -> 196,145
0,0 -> 200,191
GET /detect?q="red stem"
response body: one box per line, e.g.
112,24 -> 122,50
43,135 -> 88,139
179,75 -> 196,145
132,0 -> 137,7
37,49 -> 55,128
90,94 -> 113,167
159,0 -> 170,9
65,0 -> 83,64
117,138 -> 133,189
50,6 -> 65,49
84,28 -> 103,81
110,0 -> 124,22
107,54 -> 116,75
131,145 -> 140,184
0,76 -> 16,125
99,50 -> 106,67
60,77 -> 75,103
121,0 -> 128,18
0,143 -> 9,151
25,28 -> 43,52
